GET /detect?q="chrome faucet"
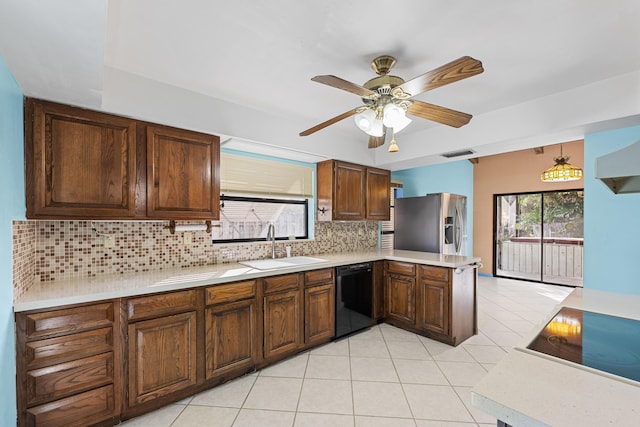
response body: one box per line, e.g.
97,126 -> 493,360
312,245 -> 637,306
266,224 -> 276,258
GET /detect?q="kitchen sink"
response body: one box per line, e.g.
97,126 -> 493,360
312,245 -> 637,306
240,256 -> 328,270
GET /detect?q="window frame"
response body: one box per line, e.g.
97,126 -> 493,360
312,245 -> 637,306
212,194 -> 309,244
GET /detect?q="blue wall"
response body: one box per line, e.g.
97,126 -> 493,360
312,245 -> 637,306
584,125 -> 640,294
0,55 -> 24,426
392,160 -> 474,256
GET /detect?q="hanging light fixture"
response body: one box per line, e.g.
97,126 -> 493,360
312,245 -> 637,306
388,131 -> 399,152
541,145 -> 583,182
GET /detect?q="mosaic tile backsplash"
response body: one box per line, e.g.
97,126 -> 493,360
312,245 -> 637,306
14,220 -> 378,289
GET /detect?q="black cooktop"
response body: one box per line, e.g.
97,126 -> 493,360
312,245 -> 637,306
526,307 -> 640,383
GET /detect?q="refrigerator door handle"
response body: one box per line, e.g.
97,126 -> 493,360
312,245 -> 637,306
454,204 -> 463,254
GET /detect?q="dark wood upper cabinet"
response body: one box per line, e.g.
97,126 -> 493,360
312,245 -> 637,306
316,159 -> 390,221
25,99 -> 137,219
365,167 -> 391,221
146,125 -> 220,219
24,98 -> 220,220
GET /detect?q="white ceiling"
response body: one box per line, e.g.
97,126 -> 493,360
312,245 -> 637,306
1,0 -> 639,170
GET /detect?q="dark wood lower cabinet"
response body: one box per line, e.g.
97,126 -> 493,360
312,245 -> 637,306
263,289 -> 303,361
25,384 -> 115,427
205,298 -> 258,380
385,272 -> 416,326
15,261 -> 476,425
127,311 -> 198,406
418,279 -> 449,335
15,301 -> 121,427
304,283 -> 335,346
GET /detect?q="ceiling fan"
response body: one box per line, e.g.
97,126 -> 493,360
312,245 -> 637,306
299,55 -> 484,149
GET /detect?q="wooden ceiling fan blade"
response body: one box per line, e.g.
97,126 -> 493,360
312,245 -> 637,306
407,101 -> 472,128
368,128 -> 387,148
311,75 -> 377,97
299,109 -> 357,136
398,56 -> 484,97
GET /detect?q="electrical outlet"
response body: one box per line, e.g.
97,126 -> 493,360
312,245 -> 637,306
183,232 -> 193,245
103,235 -> 115,248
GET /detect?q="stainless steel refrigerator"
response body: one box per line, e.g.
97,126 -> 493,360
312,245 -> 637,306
394,193 -> 467,255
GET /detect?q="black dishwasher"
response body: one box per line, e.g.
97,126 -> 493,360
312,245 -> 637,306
335,262 -> 374,339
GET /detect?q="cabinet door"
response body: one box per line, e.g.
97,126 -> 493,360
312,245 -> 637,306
333,161 -> 366,220
263,289 -> 302,361
128,311 -> 197,406
205,299 -> 258,380
305,283 -> 335,346
386,273 -> 416,325
365,167 -> 390,220
26,99 -> 137,219
146,124 -> 220,219
419,280 -> 450,335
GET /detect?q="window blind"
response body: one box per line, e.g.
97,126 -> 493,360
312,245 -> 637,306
220,152 -> 314,198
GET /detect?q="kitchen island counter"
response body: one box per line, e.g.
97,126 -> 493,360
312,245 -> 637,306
471,288 -> 640,427
15,249 -> 480,312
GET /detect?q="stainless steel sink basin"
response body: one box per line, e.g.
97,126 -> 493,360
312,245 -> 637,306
240,256 -> 328,270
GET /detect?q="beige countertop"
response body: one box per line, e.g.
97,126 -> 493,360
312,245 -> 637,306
14,249 -> 481,312
471,288 -> 640,427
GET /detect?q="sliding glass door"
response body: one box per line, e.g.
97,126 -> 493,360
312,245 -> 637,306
495,190 -> 584,286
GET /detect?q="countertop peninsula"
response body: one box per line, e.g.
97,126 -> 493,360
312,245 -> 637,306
15,249 -> 481,312
471,288 -> 640,427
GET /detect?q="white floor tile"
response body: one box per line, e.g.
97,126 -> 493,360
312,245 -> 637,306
351,357 -> 399,382
295,412 -> 355,427
305,354 -> 351,380
454,386 -> 497,424
352,381 -> 413,418
119,403 -> 186,426
428,345 -> 475,363
243,377 -> 303,411
297,378 -> 353,415
232,409 -> 295,427
355,415 -> 416,427
349,338 -> 391,358
415,421 -> 477,427
260,353 -> 309,378
403,384 -> 474,422
190,373 -> 257,407
172,406 -> 239,427
462,344 -> 508,364
381,326 -> 422,342
386,340 -> 432,360
393,359 -> 449,385
310,339 -> 350,356
436,361 -> 489,387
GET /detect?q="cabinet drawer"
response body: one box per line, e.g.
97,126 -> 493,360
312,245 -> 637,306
420,265 -> 450,282
26,327 -> 113,369
263,274 -> 301,294
127,289 -> 197,321
26,352 -> 114,406
385,261 -> 416,276
305,268 -> 334,287
25,384 -> 115,427
24,303 -> 114,340
206,280 -> 256,305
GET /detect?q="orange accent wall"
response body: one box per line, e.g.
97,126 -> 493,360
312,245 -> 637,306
473,140 -> 584,275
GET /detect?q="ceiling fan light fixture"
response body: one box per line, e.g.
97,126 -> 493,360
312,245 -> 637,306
392,114 -> 412,133
382,103 -> 405,128
368,118 -> 384,137
388,132 -> 399,153
354,109 -> 376,133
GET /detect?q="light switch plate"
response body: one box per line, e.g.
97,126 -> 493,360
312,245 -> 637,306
183,232 -> 193,245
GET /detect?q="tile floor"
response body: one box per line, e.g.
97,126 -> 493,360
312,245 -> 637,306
120,276 -> 572,427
